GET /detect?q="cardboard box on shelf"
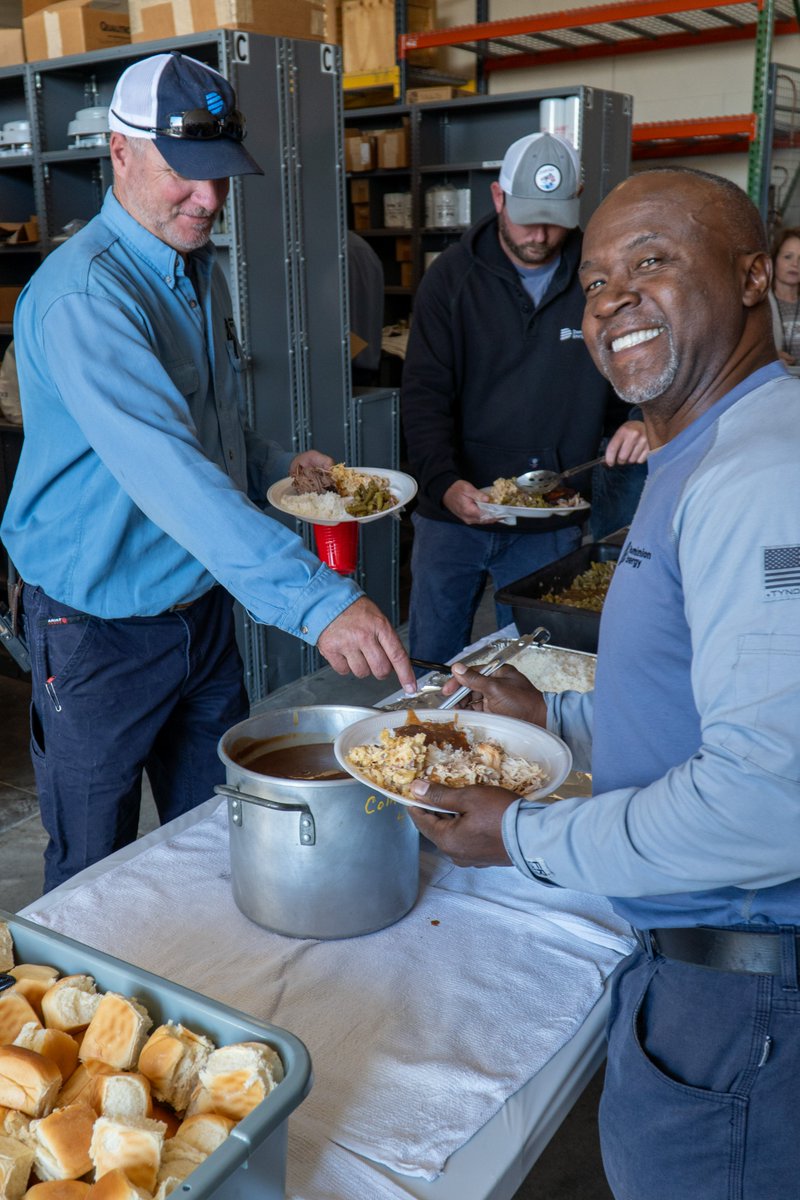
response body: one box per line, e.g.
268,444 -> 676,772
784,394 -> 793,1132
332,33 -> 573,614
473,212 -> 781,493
0,285 -> 23,322
23,0 -> 130,61
405,85 -> 461,104
399,261 -> 412,287
0,216 -> 39,244
344,131 -> 375,172
351,202 -> 371,230
129,0 -> 326,43
376,126 -> 407,169
349,177 -> 370,203
395,236 -> 411,261
342,0 -> 435,74
22,0 -> 54,14
0,27 -> 24,65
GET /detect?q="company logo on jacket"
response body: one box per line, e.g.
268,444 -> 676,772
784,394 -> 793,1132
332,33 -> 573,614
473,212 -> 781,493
560,328 -> 584,341
619,543 -> 652,571
763,544 -> 800,600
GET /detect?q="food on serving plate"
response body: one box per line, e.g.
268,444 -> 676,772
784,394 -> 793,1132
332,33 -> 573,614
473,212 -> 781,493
540,560 -> 616,612
283,462 -> 396,519
0,993 -> 42,1046
0,926 -> 286,1198
8,967 -> 61,1022
486,477 -> 584,509
346,713 -> 548,799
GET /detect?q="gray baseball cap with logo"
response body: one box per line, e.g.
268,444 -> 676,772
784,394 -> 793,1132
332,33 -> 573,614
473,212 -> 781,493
498,132 -> 581,228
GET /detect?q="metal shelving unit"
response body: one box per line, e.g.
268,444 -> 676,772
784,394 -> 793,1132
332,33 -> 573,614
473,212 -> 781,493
345,84 -> 632,323
396,0 -> 800,207
0,32 -> 400,700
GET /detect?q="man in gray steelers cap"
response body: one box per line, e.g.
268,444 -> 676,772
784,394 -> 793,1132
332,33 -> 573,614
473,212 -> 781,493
401,131 -> 649,665
2,51 -> 415,893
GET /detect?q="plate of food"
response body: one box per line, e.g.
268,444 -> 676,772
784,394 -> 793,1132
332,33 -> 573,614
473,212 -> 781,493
333,708 -> 572,814
267,464 -> 417,526
475,476 -> 590,521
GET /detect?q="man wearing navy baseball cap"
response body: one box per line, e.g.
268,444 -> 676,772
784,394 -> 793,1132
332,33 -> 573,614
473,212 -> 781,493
401,130 -> 649,665
2,52 -> 415,893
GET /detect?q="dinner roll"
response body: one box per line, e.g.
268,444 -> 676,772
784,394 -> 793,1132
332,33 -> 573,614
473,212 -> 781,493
79,996 -> 152,1072
198,1041 -> 284,1121
55,1062 -> 114,1110
23,1181 -> 91,1199
84,1169 -> 151,1199
181,1084 -> 216,1119
0,1131 -> 35,1200
0,993 -> 42,1045
8,968 -> 60,1022
0,921 -> 13,973
0,1046 -> 62,1118
174,1112 -> 234,1155
27,1103 -> 96,1181
91,1074 -> 151,1123
0,1104 -> 31,1140
89,1115 -> 165,1193
14,1026 -> 79,1086
41,978 -> 100,1034
137,1023 -> 214,1114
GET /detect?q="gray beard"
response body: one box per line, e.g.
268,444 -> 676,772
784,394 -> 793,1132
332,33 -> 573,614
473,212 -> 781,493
598,330 -> 679,405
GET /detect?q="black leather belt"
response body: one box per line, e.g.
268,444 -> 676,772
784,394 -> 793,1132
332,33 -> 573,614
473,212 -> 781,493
636,926 -> 800,976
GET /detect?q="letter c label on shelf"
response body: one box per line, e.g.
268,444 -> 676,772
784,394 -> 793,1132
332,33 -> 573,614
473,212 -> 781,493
233,33 -> 250,63
320,44 -> 336,74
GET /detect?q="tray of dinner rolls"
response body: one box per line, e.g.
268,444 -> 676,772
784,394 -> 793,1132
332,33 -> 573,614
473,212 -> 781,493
0,912 -> 311,1200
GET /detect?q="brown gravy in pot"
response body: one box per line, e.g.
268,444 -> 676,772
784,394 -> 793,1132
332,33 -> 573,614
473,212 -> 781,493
236,740 -> 350,781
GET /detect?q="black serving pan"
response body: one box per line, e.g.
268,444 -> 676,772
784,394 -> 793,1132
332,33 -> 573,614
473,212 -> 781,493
495,542 -> 621,653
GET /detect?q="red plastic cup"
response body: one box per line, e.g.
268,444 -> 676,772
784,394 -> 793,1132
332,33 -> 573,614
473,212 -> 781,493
314,521 -> 359,574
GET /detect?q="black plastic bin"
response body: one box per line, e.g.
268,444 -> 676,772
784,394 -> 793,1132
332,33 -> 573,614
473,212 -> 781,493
496,542 -> 621,653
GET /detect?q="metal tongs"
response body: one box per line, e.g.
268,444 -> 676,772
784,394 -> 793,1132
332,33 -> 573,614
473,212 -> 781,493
437,656 -> 507,710
515,455 -> 606,495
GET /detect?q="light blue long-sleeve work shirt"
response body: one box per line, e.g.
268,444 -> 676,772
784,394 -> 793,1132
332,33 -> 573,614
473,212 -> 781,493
502,364 -> 800,928
1,189 -> 360,640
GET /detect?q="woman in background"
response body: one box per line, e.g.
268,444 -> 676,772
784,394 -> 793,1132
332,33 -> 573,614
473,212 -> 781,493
770,227 -> 800,375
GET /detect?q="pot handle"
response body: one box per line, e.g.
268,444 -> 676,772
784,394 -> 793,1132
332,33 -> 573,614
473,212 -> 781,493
213,784 -> 316,845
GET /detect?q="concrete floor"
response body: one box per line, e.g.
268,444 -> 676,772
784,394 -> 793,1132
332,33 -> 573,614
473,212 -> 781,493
0,589 -> 613,1200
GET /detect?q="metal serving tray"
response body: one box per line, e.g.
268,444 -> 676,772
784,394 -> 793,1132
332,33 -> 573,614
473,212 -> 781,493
495,543 -> 621,653
1,911 -> 312,1200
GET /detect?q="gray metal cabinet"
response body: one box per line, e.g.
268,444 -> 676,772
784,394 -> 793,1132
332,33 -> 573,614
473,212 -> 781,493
345,85 -> 632,319
0,32 -> 399,701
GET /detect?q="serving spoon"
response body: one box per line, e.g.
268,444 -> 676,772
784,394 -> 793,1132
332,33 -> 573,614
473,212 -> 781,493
515,455 -> 607,494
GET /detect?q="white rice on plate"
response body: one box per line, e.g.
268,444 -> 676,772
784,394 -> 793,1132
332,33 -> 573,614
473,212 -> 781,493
280,492 -> 352,520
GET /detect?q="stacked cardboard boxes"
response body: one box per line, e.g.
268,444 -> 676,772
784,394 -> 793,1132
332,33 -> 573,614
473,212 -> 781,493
23,0 -> 130,61
128,0 -> 327,43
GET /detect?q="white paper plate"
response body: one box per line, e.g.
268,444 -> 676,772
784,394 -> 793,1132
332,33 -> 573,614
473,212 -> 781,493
267,468 -> 417,527
475,497 -> 591,521
333,709 -> 572,814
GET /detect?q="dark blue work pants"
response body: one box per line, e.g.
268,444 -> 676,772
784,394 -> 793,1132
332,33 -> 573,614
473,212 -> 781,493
600,942 -> 800,1198
408,512 -> 581,664
22,584 -> 249,893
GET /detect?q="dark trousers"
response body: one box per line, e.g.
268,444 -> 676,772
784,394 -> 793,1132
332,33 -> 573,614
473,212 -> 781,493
600,943 -> 800,1198
22,584 -> 249,893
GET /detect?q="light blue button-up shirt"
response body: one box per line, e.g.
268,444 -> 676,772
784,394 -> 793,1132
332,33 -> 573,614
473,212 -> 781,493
1,189 -> 360,640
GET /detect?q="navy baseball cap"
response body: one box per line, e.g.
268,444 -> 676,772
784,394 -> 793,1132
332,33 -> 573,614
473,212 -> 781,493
109,52 -> 263,178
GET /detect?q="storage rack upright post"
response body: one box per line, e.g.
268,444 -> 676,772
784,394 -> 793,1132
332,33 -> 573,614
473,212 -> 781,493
0,32 -> 402,702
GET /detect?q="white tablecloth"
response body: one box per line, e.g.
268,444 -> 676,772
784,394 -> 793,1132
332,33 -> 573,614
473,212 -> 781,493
23,799 -> 634,1198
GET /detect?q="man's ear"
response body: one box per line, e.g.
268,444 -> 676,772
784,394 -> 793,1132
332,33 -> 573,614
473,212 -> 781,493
490,180 -> 505,217
742,250 -> 772,308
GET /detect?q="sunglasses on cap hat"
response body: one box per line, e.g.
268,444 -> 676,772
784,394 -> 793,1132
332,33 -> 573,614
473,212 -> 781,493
110,106 -> 247,143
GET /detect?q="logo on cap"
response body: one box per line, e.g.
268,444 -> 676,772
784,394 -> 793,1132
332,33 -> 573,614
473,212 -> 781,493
205,91 -> 224,115
534,164 -> 562,193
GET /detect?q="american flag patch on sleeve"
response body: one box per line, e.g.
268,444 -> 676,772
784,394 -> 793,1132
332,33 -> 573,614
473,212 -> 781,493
763,545 -> 800,600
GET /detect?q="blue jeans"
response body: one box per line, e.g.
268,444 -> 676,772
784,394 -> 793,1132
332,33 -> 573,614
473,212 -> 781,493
408,513 -> 581,663
22,584 -> 249,892
600,944 -> 800,1198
